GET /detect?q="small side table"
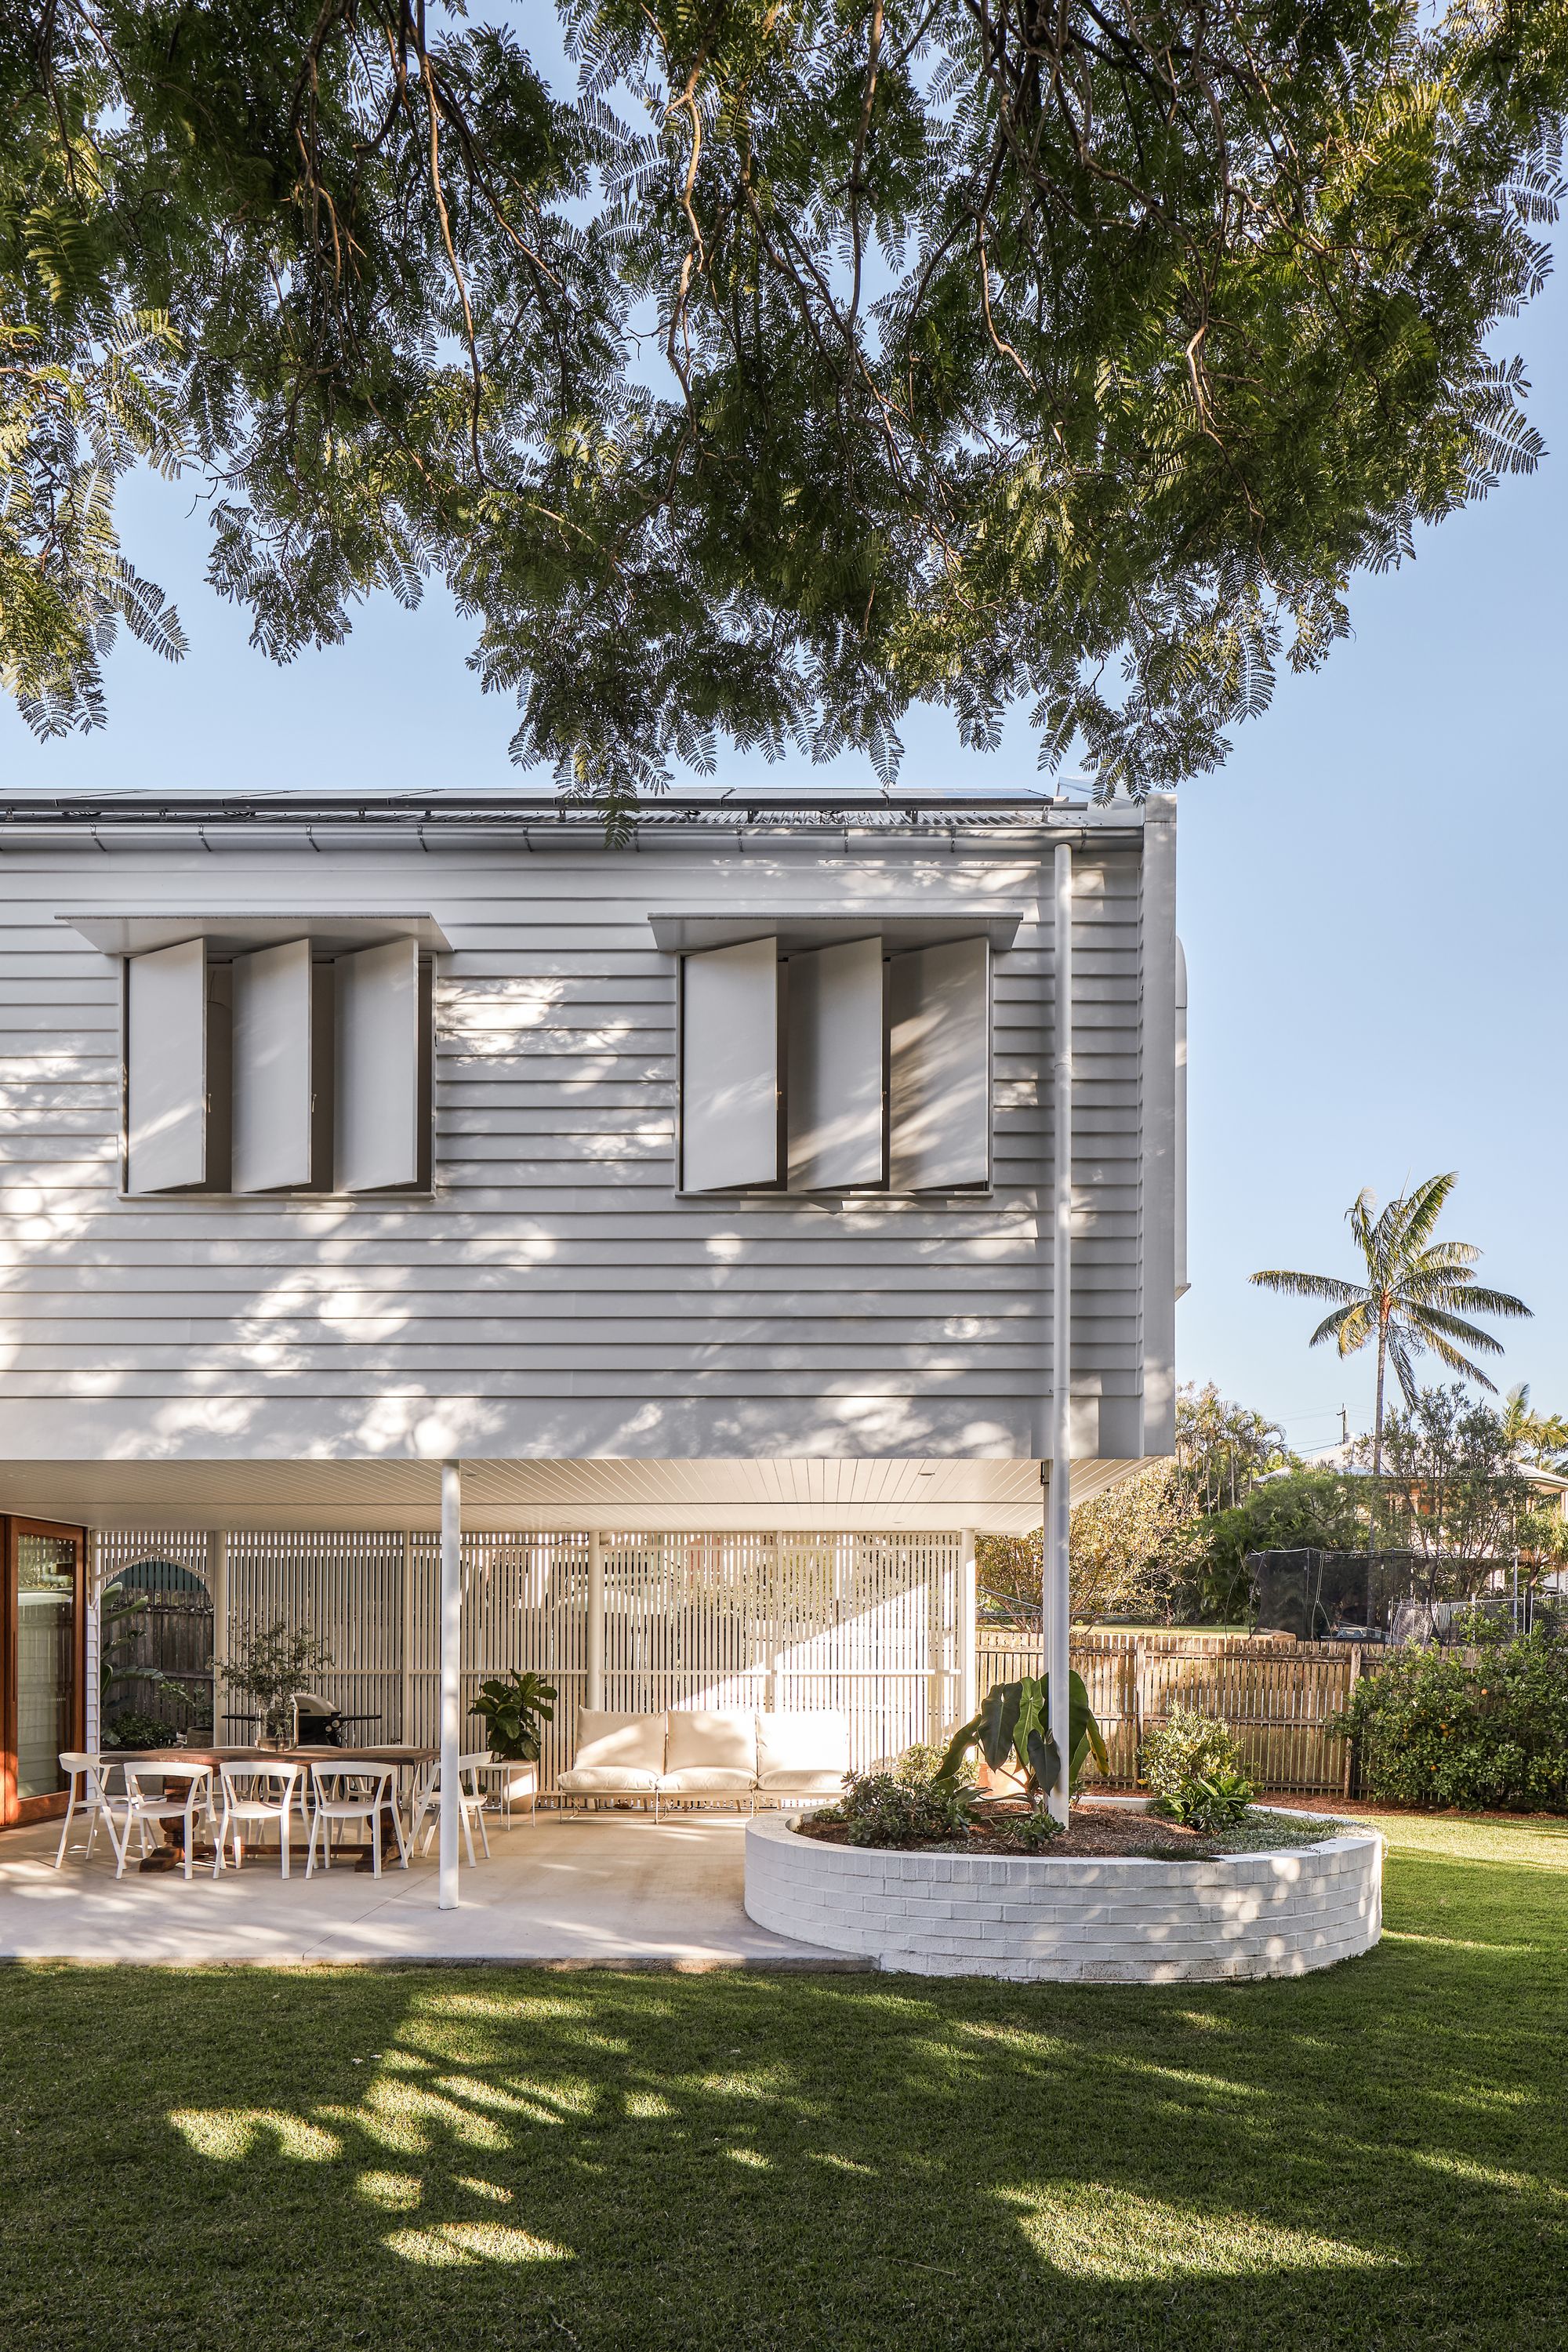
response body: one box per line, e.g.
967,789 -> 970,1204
472,1760 -> 539,1829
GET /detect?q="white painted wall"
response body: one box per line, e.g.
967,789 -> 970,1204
0,805 -> 1177,1465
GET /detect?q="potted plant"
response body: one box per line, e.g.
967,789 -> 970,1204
471,1669 -> 557,1762
470,1671 -> 557,1817
220,1621 -> 334,1746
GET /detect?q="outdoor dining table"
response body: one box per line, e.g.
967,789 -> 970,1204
110,1745 -> 437,1873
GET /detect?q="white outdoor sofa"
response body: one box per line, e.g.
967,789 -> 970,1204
554,1708 -> 849,1818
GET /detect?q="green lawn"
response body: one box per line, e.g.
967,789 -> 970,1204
2,1812 -> 1565,2351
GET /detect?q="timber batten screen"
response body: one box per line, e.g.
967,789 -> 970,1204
93,1528 -> 964,1791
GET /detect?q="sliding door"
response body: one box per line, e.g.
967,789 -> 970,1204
2,1519 -> 85,1827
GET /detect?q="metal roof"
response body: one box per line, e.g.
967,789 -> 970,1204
0,789 -> 1152,843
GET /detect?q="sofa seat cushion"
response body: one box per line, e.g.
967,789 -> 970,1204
572,1708 -> 667,1777
754,1710 -> 850,1781
664,1709 -> 757,1777
557,1764 -> 661,1793
656,1766 -> 756,1794
756,1767 -> 847,1795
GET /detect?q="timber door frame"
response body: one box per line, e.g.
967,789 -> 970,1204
1,1516 -> 87,1829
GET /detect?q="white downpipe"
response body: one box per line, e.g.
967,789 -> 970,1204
586,1530 -> 605,1711
1046,840 -> 1074,1825
438,1461 -> 462,1911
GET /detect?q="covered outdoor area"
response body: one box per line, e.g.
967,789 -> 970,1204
0,1450 -> 1108,1939
0,1806 -> 855,1967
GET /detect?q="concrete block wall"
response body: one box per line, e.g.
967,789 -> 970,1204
743,1813 -> 1383,1982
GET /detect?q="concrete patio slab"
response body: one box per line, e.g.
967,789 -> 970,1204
0,1812 -> 862,1970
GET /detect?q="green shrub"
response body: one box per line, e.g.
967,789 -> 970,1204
1336,1629 -> 1568,1811
1141,1707 -> 1254,1826
816,1749 -> 975,1848
102,1710 -> 181,1751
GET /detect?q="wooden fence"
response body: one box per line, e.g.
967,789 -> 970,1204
979,1628 -> 1360,1793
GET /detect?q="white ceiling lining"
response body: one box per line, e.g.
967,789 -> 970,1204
0,1453 -> 1135,1534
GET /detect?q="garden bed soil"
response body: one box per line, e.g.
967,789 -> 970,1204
796,1801 -> 1329,1861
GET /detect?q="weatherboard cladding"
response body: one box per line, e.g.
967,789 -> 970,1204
0,817 -> 1161,1461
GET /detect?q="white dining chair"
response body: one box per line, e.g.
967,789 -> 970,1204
410,1751 -> 493,1865
306,1765 -> 408,1878
54,1752 -> 126,1869
118,1761 -> 218,1882
216,1761 -> 303,1878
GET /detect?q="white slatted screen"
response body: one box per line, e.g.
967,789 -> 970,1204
335,937 -> 420,1189
125,938 -> 207,1192
680,938 -> 779,1189
100,1526 -> 962,1788
888,937 -> 991,1189
786,937 -> 885,1189
231,938 -> 313,1192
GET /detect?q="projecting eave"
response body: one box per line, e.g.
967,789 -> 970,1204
0,1455 -> 1138,1536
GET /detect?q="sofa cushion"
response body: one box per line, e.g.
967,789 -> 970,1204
755,1766 -> 847,1795
754,1710 -> 850,1780
656,1766 -> 755,1794
664,1709 -> 757,1777
557,1763 -> 660,1793
572,1708 -> 667,1777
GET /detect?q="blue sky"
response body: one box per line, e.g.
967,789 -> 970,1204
4,238 -> 1563,1458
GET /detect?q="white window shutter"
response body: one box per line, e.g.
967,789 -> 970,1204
125,938 -> 207,1192
335,938 -> 420,1190
786,936 -> 884,1190
681,938 -> 779,1190
888,937 -> 991,1189
231,939 -> 313,1192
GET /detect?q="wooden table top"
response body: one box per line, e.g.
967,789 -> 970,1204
110,1744 -> 437,1769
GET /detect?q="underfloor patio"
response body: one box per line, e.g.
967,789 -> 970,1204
0,1813 -> 858,1970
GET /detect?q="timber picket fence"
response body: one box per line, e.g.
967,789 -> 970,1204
979,1628 -> 1363,1795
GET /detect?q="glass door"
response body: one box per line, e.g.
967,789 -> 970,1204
3,1520 -> 85,1827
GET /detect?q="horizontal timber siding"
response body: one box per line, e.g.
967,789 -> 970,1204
0,833 -> 1153,1461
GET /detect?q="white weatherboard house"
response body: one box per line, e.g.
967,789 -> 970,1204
0,789 -> 1183,1901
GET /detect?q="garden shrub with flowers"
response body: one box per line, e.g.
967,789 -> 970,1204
1335,1626 -> 1568,1811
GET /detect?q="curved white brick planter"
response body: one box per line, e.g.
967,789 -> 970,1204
745,1809 -> 1382,1983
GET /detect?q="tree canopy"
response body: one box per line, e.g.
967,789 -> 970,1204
5,1 -> 1566,814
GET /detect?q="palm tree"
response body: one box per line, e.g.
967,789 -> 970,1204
1250,1174 -> 1530,1475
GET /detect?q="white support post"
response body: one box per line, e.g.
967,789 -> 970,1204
85,1532 -> 103,1754
1046,838 -> 1075,1826
586,1530 -> 605,1711
959,1529 -> 978,1726
439,1461 -> 462,1911
400,1532 -> 415,1740
207,1530 -> 229,1743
